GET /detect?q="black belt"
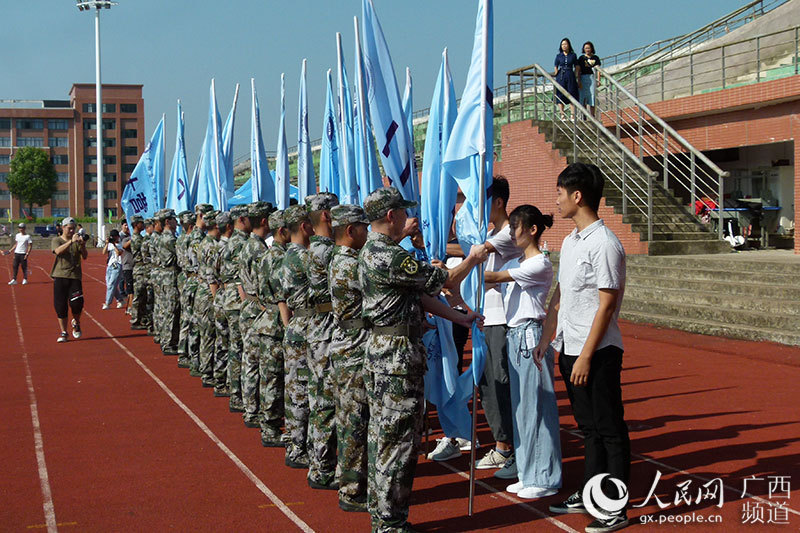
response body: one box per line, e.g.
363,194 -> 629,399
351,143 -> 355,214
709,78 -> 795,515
293,307 -> 315,318
339,318 -> 366,331
371,324 -> 423,340
315,302 -> 333,314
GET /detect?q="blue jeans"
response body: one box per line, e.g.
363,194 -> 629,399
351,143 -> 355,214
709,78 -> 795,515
105,264 -> 123,306
507,319 -> 562,489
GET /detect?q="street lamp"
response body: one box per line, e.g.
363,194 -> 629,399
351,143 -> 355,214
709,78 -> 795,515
76,0 -> 117,243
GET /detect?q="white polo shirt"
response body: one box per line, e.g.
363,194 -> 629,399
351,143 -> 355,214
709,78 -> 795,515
555,219 -> 625,356
483,224 -> 522,326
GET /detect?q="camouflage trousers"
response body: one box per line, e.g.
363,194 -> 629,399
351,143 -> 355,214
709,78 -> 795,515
144,277 -> 155,334
226,304 -> 243,408
159,270 -> 181,351
259,334 -> 285,439
240,312 -> 259,424
150,269 -> 163,341
177,271 -> 187,353
194,284 -> 215,379
130,268 -> 148,326
307,336 -> 337,485
332,353 -> 369,505
283,339 -> 310,464
212,290 -> 229,391
366,371 -> 425,532
179,275 -> 199,362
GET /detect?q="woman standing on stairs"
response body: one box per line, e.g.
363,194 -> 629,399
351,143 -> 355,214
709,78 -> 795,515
554,38 -> 580,119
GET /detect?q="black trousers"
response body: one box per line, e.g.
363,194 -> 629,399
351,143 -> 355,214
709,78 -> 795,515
559,345 -> 630,488
53,277 -> 84,319
12,253 -> 27,280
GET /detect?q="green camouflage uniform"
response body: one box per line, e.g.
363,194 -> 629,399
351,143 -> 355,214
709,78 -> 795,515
149,228 -> 164,343
183,225 -> 206,370
220,220 -> 250,411
129,227 -> 148,327
194,212 -> 220,386
213,233 -> 231,393
175,220 -> 191,361
156,213 -> 181,352
141,229 -> 156,334
358,188 -> 446,532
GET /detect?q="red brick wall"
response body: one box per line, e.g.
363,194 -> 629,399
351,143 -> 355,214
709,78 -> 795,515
495,120 -> 649,255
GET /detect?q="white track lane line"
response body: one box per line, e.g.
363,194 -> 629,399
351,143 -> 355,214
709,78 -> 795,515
6,260 -> 58,533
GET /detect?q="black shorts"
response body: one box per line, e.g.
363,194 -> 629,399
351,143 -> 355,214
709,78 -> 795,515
121,269 -> 134,296
53,277 -> 84,319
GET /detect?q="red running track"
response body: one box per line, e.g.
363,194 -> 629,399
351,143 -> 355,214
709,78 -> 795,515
2,250 -> 799,532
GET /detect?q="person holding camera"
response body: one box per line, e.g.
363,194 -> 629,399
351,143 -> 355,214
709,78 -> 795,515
102,229 -> 125,310
51,217 -> 88,343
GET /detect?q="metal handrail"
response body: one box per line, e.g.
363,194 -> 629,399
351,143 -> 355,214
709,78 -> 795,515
596,66 -> 728,239
515,65 -> 659,241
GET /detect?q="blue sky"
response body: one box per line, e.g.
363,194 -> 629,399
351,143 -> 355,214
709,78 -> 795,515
2,0 -> 738,165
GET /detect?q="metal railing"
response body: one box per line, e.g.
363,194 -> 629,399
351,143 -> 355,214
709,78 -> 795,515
595,67 -> 727,239
506,64 -> 659,241
602,0 -> 788,70
611,24 -> 800,103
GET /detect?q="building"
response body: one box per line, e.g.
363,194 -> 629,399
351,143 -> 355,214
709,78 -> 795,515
0,83 -> 144,219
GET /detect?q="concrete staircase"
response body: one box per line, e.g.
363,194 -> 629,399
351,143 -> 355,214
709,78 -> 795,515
535,119 -> 729,256
551,252 -> 800,346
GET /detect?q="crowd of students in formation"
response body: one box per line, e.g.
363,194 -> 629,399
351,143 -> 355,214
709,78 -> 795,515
45,162 -> 631,533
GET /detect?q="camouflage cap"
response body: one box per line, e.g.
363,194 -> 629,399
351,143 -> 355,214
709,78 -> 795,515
284,204 -> 310,226
216,211 -> 232,228
195,203 -> 214,215
305,192 -> 339,213
203,209 -> 220,227
330,204 -> 369,228
178,210 -> 194,225
230,205 -> 250,219
130,215 -> 144,224
144,217 -> 154,226
363,186 -> 417,221
247,201 -> 274,220
155,208 -> 174,222
268,209 -> 286,230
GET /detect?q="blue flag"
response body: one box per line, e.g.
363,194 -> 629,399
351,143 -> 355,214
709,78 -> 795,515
402,67 -> 420,215
443,0 -> 494,386
221,84 -> 239,201
250,79 -> 275,204
166,101 -> 190,213
121,116 -> 163,225
275,74 -> 290,210
320,69 -> 341,197
196,79 -> 226,210
336,33 -> 358,205
188,146 -> 201,209
361,0 -> 415,204
354,17 -> 383,204
297,59 -> 316,203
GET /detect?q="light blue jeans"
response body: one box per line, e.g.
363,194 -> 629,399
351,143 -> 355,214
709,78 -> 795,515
507,319 -> 562,489
105,264 -> 123,306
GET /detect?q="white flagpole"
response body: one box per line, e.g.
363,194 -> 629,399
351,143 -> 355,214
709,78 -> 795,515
211,79 -> 222,209
251,77 -> 259,201
336,33 -> 351,202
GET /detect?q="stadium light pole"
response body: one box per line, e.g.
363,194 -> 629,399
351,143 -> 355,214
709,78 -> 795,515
76,0 -> 117,243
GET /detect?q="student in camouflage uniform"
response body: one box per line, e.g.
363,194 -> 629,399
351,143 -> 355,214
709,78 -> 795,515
256,209 -> 290,447
303,192 -> 340,490
280,204 -> 315,469
219,205 -> 251,411
156,209 -> 182,355
238,201 -> 273,428
328,204 -> 371,512
149,216 -> 164,344
358,187 -> 486,532
194,209 -> 220,386
175,211 -> 194,362
140,219 -> 155,334
212,212 -> 234,396
184,204 -> 212,373
128,215 -> 148,330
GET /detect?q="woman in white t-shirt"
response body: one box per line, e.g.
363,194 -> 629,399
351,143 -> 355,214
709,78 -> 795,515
102,229 -> 124,309
483,205 -> 562,500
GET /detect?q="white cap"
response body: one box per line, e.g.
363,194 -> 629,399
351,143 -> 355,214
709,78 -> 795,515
62,217 -> 76,226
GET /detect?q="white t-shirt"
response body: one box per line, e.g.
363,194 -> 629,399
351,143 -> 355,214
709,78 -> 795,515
502,254 -> 553,328
556,219 -> 626,356
483,224 -> 522,326
14,233 -> 32,254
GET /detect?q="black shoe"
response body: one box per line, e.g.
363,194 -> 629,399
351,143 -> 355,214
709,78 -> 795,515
177,360 -> 190,369
229,402 -> 244,413
285,455 -> 309,469
189,368 -> 202,377
162,349 -> 179,356
214,388 -> 231,397
201,379 -> 216,388
153,338 -> 161,344
131,324 -> 148,330
338,498 -> 368,513
261,435 -> 284,448
585,513 -> 629,533
549,491 -> 588,515
308,478 -> 339,490
243,417 -> 260,428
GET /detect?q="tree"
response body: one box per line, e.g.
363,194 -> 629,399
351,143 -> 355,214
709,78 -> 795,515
7,146 -> 58,218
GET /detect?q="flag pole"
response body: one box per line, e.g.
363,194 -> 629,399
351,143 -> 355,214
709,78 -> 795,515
468,0 -> 490,517
336,32 -> 351,203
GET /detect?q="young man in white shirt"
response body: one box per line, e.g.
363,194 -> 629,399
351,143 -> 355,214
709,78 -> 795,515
536,163 -> 630,533
5,223 -> 33,285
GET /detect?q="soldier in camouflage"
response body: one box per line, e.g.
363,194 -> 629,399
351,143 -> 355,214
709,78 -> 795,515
358,187 -> 485,532
175,211 -> 194,364
256,209 -> 290,447
304,192 -> 340,490
212,212 -> 234,396
149,215 -> 165,345
184,204 -> 212,374
328,204 -> 370,512
238,201 -> 274,428
194,209 -> 220,387
220,205 -> 251,411
141,218 -> 156,334
155,209 -> 182,355
128,215 -> 148,330
280,204 -> 315,469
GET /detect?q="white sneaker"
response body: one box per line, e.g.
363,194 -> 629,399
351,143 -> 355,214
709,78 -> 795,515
57,332 -> 68,343
427,438 -> 461,462
71,319 -> 81,339
517,486 -> 557,500
102,303 -> 109,310
8,279 -> 17,285
506,481 -> 523,494
116,301 -> 124,309
475,448 -> 510,469
22,279 -> 28,285
456,437 -> 479,451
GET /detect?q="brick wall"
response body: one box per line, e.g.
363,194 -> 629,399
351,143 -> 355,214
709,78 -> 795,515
495,120 -> 649,255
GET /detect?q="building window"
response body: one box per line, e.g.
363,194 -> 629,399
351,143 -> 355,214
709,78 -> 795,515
122,129 -> 137,138
85,190 -> 98,200
0,190 -> 9,200
84,137 -> 116,148
52,191 -> 68,201
0,208 -> 8,218
52,208 -> 69,217
123,146 -> 138,156
17,137 -> 44,147
104,191 -> 117,200
84,119 -> 116,130
120,104 -> 138,113
122,163 -> 136,173
105,173 -> 117,182
0,119 -> 10,129
0,137 -> 10,147
47,119 -> 69,130
0,172 -> 7,182
17,119 -> 44,130
0,156 -> 9,165
51,154 -> 69,165
84,156 -> 116,166
57,172 -> 69,182
85,173 -> 96,182
82,103 -> 116,113
85,208 -> 97,216
31,207 -> 44,217
49,136 -> 69,147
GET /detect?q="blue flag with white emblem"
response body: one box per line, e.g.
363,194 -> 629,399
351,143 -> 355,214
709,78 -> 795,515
320,69 -> 340,197
275,74 -> 290,210
297,59 -> 316,203
336,34 -> 358,205
250,79 -> 275,204
166,101 -> 189,213
121,116 -> 163,226
443,0 -> 493,386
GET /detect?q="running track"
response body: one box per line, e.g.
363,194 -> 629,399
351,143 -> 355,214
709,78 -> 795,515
2,251 -> 798,532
